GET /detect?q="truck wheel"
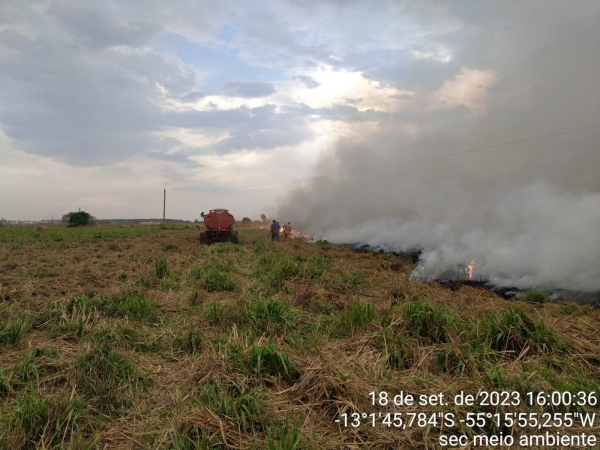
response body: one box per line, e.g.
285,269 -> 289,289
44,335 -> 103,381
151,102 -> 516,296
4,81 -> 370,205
232,231 -> 239,244
205,231 -> 212,245
199,233 -> 206,245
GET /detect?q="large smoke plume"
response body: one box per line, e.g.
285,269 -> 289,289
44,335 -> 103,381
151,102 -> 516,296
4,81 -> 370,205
274,2 -> 600,292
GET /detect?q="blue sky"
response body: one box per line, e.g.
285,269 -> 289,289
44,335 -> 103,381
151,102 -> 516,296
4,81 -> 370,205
156,31 -> 289,93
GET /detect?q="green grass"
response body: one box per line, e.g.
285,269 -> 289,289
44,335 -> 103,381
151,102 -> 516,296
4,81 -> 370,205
304,254 -> 332,279
154,258 -> 170,279
1,390 -> 96,449
341,272 -> 367,288
471,306 -> 568,355
13,349 -> 58,385
174,324 -> 204,354
0,315 -> 31,347
194,381 -> 266,432
245,297 -> 298,334
74,345 -> 150,413
256,254 -> 301,291
228,340 -> 301,385
267,414 -> 305,450
403,300 -> 459,344
434,343 -> 466,374
201,268 -> 237,292
0,369 -> 11,398
0,224 -> 171,248
204,301 -> 228,324
522,289 -> 548,303
171,424 -> 222,450
372,330 -> 414,370
106,291 -> 158,323
332,298 -> 375,337
47,295 -> 100,338
93,326 -> 153,352
247,342 -> 301,385
189,260 -> 237,292
29,267 -> 58,278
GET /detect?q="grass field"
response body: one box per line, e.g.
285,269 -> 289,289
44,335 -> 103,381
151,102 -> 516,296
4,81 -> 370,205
0,225 -> 599,449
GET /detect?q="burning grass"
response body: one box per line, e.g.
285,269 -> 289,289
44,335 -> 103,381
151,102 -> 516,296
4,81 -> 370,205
0,224 -> 599,448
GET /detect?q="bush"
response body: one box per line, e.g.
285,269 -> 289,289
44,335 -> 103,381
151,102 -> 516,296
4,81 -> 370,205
242,217 -> 252,225
67,211 -> 92,227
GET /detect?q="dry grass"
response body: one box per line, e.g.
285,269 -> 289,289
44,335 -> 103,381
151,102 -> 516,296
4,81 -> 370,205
0,225 -> 599,449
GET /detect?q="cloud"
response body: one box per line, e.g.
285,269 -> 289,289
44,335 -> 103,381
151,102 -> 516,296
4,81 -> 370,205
181,91 -> 206,102
220,81 -> 277,98
293,75 -> 320,89
47,2 -> 164,49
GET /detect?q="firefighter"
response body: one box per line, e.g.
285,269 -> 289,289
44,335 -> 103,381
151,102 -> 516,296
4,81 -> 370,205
283,222 -> 292,240
270,219 -> 280,242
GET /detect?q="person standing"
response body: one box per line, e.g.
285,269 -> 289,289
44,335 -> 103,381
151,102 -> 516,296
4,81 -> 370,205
283,222 -> 292,240
270,219 -> 280,242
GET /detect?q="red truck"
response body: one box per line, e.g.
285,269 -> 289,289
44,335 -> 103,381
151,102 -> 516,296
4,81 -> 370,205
199,209 -> 239,244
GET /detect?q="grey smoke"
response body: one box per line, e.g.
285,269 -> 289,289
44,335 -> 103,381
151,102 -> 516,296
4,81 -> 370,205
274,1 -> 600,292
275,125 -> 600,292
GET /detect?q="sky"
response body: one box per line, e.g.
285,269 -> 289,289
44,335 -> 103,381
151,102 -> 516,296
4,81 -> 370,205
1,1 -> 599,290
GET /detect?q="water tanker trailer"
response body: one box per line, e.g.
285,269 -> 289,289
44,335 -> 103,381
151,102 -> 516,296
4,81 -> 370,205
200,209 -> 239,245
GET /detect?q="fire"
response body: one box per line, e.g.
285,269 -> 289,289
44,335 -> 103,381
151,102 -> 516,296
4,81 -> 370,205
466,259 -> 475,280
260,225 -> 313,240
290,229 -> 313,240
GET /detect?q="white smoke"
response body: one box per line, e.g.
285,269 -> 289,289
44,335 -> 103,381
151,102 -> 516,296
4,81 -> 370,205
275,121 -> 600,290
305,180 -> 600,291
273,2 -> 600,292
275,111 -> 600,291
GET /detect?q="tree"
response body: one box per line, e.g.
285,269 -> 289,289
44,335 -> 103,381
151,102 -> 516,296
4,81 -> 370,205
241,217 -> 251,226
260,214 -> 267,223
68,211 -> 92,227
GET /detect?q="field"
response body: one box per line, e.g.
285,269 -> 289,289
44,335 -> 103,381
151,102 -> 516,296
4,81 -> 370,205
1,225 -> 599,449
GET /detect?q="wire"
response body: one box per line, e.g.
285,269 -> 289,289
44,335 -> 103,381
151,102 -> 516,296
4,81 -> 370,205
203,123 -> 600,190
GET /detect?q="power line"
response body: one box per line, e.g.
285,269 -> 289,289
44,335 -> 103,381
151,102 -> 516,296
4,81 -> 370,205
204,123 -> 600,190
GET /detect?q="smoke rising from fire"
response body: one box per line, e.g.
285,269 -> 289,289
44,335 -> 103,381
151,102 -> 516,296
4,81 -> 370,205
274,2 -> 600,292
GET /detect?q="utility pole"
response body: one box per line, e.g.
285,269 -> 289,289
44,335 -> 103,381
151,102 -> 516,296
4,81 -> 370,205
163,188 -> 166,226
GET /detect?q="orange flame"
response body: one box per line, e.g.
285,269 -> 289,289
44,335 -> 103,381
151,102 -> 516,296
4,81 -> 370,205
466,259 -> 475,280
